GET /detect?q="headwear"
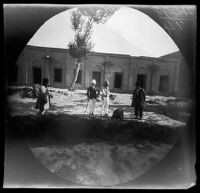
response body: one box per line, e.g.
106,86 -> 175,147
91,79 -> 96,84
105,80 -> 109,85
135,81 -> 141,87
43,78 -> 49,85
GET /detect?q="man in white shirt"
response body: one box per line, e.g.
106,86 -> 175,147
101,80 -> 110,117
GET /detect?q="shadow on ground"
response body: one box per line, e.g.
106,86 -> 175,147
7,113 -> 183,147
6,113 -> 184,186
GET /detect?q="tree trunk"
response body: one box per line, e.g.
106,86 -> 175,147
69,61 -> 81,91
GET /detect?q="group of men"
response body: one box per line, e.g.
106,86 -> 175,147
86,79 -> 146,119
35,78 -> 146,120
86,79 -> 110,117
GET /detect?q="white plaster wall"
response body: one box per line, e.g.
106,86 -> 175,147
17,45 -> 185,96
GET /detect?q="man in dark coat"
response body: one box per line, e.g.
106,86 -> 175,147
35,78 -> 51,115
86,79 -> 100,115
131,81 -> 146,119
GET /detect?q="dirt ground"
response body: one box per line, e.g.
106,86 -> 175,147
7,86 -> 191,126
6,86 -> 192,186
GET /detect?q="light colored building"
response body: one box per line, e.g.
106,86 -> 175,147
16,45 -> 190,97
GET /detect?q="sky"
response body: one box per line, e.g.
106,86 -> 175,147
28,6 -> 179,58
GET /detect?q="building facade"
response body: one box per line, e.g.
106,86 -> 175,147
16,45 -> 190,97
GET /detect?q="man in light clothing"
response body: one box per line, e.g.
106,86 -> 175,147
87,79 -> 99,116
101,80 -> 110,117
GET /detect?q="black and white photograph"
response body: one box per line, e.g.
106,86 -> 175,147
3,4 -> 196,189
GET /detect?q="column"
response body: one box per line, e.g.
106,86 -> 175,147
127,56 -> 131,91
104,55 -> 110,82
174,60 -> 180,96
64,51 -> 68,88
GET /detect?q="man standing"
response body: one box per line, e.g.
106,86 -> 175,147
35,78 -> 51,115
131,81 -> 146,119
87,79 -> 99,116
101,80 -> 110,117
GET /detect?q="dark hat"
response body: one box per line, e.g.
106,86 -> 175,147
135,81 -> 141,86
43,78 -> 49,85
104,80 -> 109,87
105,80 -> 109,85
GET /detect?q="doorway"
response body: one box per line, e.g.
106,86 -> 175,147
159,75 -> 169,93
114,73 -> 123,89
92,71 -> 101,88
137,74 -> 147,89
54,68 -> 62,83
33,67 -> 42,84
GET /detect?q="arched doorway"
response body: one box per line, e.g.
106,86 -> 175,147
32,60 -> 42,84
113,66 -> 124,89
159,70 -> 169,93
91,65 -> 103,88
137,67 -> 147,89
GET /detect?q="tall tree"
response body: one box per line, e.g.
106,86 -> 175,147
68,6 -> 118,91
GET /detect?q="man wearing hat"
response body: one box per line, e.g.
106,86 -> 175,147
131,81 -> 146,119
87,79 -> 99,115
101,80 -> 110,117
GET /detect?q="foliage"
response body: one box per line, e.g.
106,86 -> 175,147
68,6 -> 118,60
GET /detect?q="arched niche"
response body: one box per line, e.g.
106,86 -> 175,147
138,67 -> 147,75
137,67 -> 147,89
112,66 -> 124,89
31,60 -> 42,84
32,59 -> 41,67
91,65 -> 103,88
52,62 -> 63,84
92,65 -> 103,72
114,65 -> 124,73
160,69 -> 169,76
159,69 -> 170,93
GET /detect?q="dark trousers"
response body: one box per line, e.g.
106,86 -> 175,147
135,104 -> 143,118
39,104 -> 44,113
35,98 -> 45,113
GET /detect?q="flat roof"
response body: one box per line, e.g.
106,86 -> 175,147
26,45 -> 179,62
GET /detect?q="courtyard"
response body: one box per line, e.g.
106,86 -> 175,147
4,86 -> 192,186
